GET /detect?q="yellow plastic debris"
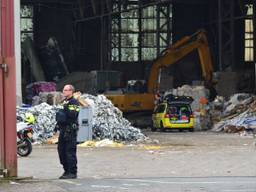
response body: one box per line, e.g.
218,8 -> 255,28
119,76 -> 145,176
142,145 -> 161,150
78,140 -> 96,147
78,139 -> 124,148
95,139 -> 124,148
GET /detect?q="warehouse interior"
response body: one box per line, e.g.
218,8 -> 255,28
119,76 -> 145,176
1,0 -> 256,180
20,0 -> 256,99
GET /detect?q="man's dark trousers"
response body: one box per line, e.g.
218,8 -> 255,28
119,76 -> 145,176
57,130 -> 77,175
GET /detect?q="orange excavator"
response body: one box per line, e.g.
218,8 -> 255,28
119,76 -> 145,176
106,29 -> 214,113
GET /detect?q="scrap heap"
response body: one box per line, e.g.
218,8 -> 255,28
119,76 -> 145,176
17,94 -> 147,143
211,93 -> 256,134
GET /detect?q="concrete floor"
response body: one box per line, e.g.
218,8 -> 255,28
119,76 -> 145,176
1,130 -> 256,191
1,176 -> 256,192
17,131 -> 256,179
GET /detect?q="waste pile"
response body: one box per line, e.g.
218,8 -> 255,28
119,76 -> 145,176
17,94 -> 147,143
16,103 -> 57,143
80,94 -> 147,142
211,93 -> 256,134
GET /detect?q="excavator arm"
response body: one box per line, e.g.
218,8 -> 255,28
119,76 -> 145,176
147,30 -> 214,93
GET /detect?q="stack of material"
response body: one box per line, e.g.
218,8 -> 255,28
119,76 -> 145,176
210,96 -> 225,123
26,81 -> 56,103
193,111 -> 211,131
164,85 -> 211,131
165,85 -> 209,111
211,93 -> 256,134
17,94 -> 147,143
28,81 -> 56,95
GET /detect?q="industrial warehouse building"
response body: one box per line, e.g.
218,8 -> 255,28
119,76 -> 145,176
1,1 -> 256,190
19,0 -> 255,98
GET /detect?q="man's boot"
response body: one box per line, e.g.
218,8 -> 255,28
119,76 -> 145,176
59,169 -> 69,179
59,173 -> 77,179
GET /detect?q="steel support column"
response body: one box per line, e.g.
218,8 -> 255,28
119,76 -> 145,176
218,0 -> 223,71
0,0 -> 17,177
118,0 -> 122,62
100,2 -> 104,70
106,3 -> 112,70
217,0 -> 236,71
138,1 -> 142,71
253,1 -> 256,92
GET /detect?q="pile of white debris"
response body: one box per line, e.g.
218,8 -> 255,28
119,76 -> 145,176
17,94 -> 147,143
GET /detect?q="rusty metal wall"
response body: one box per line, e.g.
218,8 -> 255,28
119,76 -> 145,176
0,0 -> 17,177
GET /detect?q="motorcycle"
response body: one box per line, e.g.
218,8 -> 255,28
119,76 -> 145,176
17,121 -> 33,157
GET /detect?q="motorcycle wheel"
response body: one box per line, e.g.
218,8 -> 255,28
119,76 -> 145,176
17,139 -> 32,157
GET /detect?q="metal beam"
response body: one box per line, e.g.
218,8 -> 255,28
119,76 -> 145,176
90,0 -> 97,15
217,0 -> 237,71
76,0 -> 173,23
100,1 -> 104,69
105,0 -> 111,12
218,0 -> 222,71
77,0 -> 85,18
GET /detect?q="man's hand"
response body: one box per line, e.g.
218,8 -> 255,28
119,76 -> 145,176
73,91 -> 89,107
73,92 -> 81,100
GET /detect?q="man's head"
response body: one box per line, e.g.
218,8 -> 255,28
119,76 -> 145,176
62,84 -> 75,99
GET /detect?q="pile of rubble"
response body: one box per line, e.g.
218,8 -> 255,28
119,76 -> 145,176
17,94 -> 147,143
211,93 -> 256,134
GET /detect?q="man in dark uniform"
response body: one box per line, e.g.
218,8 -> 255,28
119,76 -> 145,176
56,84 -> 80,179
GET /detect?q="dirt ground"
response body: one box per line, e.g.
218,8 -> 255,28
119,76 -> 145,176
16,130 -> 256,180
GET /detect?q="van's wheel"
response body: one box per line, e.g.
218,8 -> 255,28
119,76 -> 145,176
160,122 -> 165,132
189,128 -> 194,132
151,120 -> 157,132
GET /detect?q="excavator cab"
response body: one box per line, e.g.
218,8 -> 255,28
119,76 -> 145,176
126,80 -> 147,93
